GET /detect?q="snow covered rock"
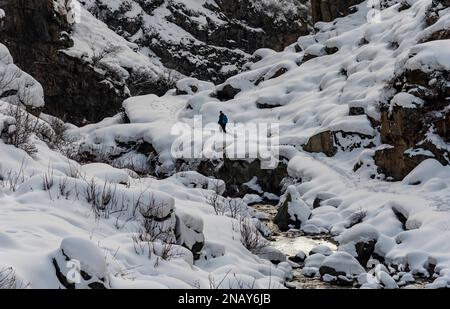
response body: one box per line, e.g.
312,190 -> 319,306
357,273 -> 381,289
0,44 -> 45,112
53,237 -> 108,289
175,211 -> 205,258
309,245 -> 334,257
301,253 -> 326,278
375,270 -> 398,289
274,186 -> 311,231
198,241 -> 226,261
319,252 -> 365,284
288,250 -> 307,264
257,246 -> 287,264
175,78 -> 214,96
337,224 -> 379,267
81,163 -> 131,185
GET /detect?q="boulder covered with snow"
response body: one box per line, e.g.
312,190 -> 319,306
53,237 -> 108,289
0,44 -> 44,112
81,163 -> 131,185
319,251 -> 365,285
175,211 -> 205,258
301,253 -> 326,278
309,245 -> 333,257
274,186 -> 311,231
337,224 -> 380,267
175,78 -> 214,96
288,250 -> 307,264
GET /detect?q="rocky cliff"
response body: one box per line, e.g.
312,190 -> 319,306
374,0 -> 450,180
0,0 -> 174,125
310,0 -> 364,23
0,0 -> 119,124
81,0 -> 311,83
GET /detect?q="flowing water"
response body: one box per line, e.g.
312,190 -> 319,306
252,204 -> 431,289
251,204 -> 350,289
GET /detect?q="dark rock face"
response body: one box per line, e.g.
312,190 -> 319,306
215,84 -> 241,102
274,192 -> 300,231
354,240 -> 376,267
83,0 -> 311,84
194,158 -> 288,197
375,68 -> 450,180
303,130 -> 376,157
310,0 -> 364,23
0,0 -> 131,125
303,130 -> 337,157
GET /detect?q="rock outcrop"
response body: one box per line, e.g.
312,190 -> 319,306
310,0 -> 364,23
374,3 -> 450,180
0,0 -> 128,124
179,158 -> 288,197
0,0 -> 173,125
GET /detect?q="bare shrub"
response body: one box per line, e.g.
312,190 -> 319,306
239,218 -> 267,255
226,198 -> 244,219
5,105 -> 41,155
66,161 -> 83,179
0,267 -> 19,289
58,177 -> 71,199
131,236 -> 182,263
47,117 -> 77,156
128,68 -> 177,96
91,44 -> 122,67
84,179 -> 118,220
42,167 -> 55,191
204,191 -> 225,216
0,159 -> 26,192
138,194 -> 172,242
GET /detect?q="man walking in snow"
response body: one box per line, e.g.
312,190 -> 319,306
218,111 -> 228,133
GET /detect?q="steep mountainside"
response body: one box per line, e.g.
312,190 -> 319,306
81,0 -> 312,83
0,0 -> 314,125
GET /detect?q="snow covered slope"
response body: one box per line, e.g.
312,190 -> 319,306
0,101 -> 291,288
81,0 -> 449,179
74,0 -> 450,288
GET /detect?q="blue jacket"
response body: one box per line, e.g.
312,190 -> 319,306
219,114 -> 228,125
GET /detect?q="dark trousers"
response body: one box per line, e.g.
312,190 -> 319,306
219,123 -> 227,133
